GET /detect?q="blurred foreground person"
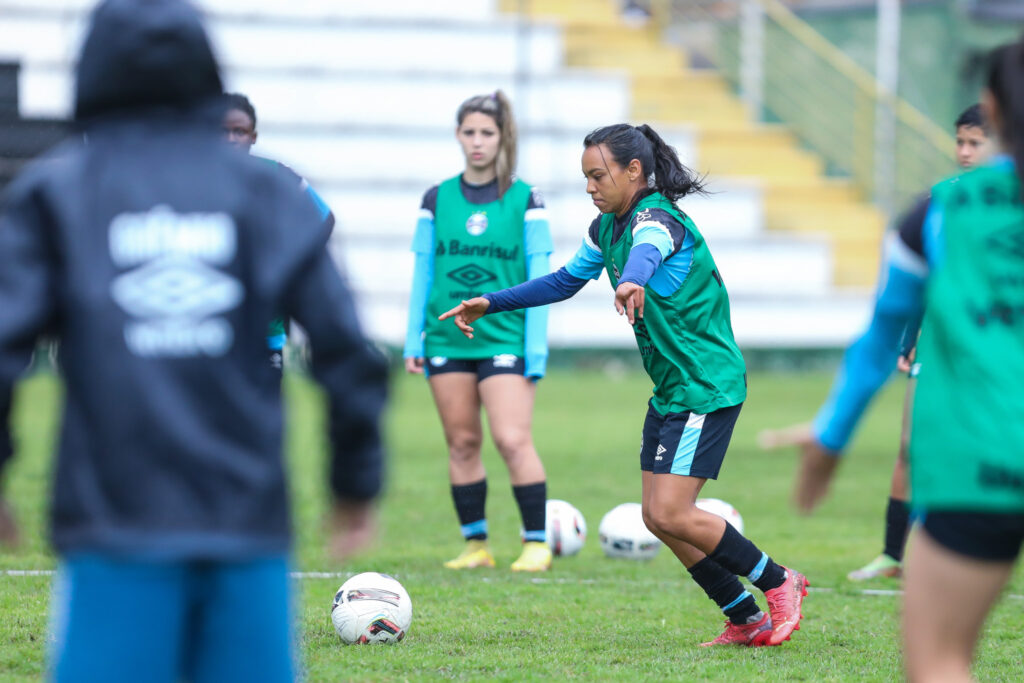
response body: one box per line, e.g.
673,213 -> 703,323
777,42 -> 1024,682
0,1 -> 386,682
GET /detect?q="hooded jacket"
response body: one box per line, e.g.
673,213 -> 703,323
0,0 -> 386,557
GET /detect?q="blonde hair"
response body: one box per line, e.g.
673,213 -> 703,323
456,89 -> 518,198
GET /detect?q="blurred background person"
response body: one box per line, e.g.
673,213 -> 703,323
221,91 -> 335,371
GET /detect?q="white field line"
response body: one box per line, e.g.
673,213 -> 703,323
4,569 -> 1023,601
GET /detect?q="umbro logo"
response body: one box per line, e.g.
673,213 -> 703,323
655,444 -> 667,461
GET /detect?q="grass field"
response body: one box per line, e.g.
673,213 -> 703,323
2,366 -> 1023,681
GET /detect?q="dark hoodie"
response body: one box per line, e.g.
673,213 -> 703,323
0,0 -> 386,558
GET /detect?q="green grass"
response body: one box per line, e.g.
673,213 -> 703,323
2,368 -> 1023,681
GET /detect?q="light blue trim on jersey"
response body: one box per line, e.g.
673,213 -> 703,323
632,223 -> 675,258
565,237 -> 605,281
404,215 -> 435,358
523,530 -> 547,542
922,200 -> 945,272
813,233 -> 927,453
722,590 -> 753,612
303,183 -> 332,221
461,519 -> 488,539
670,413 -> 705,476
266,333 -> 286,351
524,252 -> 550,379
647,230 -> 695,298
748,553 -> 769,582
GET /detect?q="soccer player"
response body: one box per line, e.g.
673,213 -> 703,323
843,103 -> 993,581
0,2 -> 386,682
440,123 -> 808,647
222,92 -> 335,370
788,41 -> 1024,682
404,91 -> 555,572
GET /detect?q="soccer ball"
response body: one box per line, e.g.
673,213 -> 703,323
330,572 -> 412,645
696,497 -> 744,535
545,499 -> 586,556
598,502 -> 662,560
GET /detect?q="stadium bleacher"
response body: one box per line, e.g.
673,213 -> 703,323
0,0 -> 872,348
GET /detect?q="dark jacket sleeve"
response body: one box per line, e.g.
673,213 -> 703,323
284,239 -> 387,502
0,177 -> 58,474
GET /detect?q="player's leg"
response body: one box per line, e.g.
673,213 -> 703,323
188,556 -> 294,683
850,376 -> 915,581
903,512 -> 1022,682
479,359 -> 549,571
428,363 -> 493,568
50,554 -> 188,683
639,469 -> 771,646
644,403 -> 807,646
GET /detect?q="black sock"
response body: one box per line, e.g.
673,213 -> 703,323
688,557 -> 762,625
883,497 -> 910,562
708,523 -> 787,592
512,481 -> 547,543
451,479 -> 487,540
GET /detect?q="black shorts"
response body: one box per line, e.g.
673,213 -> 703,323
639,402 -> 742,479
921,510 -> 1024,562
425,354 -> 525,381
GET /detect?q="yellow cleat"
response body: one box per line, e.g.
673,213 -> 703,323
510,541 -> 553,572
443,540 -> 496,569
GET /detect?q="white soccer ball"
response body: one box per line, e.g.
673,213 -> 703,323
545,499 -> 587,557
598,502 -> 662,560
696,497 -> 744,535
330,572 -> 412,645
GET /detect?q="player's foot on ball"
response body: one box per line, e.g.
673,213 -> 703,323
443,540 -> 496,569
764,568 -> 808,646
510,541 -> 552,572
847,554 -> 902,581
700,612 -> 773,647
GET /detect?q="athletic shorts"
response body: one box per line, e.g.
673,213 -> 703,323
50,553 -> 294,683
639,402 -> 742,478
425,354 -> 525,380
920,510 -> 1024,561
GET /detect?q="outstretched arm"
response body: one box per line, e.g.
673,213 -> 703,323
795,228 -> 928,512
438,267 -> 587,339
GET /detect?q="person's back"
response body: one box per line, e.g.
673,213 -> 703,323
0,1 -> 386,681
912,158 -> 1024,509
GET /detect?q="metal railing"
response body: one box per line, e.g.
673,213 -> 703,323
650,0 -> 957,212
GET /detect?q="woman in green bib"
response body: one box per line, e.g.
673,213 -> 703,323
404,91 -> 555,572
441,123 -> 807,647
787,42 -> 1024,681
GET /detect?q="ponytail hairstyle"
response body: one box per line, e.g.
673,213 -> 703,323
986,39 -> 1024,192
456,89 -> 518,198
582,123 -> 706,201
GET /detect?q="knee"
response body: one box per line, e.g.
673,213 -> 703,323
492,430 -> 533,462
447,432 -> 482,463
646,501 -> 694,539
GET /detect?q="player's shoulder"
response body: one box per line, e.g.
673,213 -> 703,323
630,205 -> 681,230
420,184 -> 441,213
586,215 -> 603,247
251,155 -> 304,186
525,184 -> 546,210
